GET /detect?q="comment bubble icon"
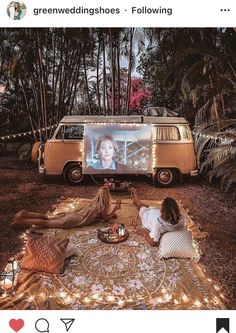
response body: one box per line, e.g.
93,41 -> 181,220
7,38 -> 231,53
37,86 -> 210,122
35,318 -> 49,333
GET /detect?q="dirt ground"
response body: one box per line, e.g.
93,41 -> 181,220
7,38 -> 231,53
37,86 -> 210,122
0,162 -> 235,309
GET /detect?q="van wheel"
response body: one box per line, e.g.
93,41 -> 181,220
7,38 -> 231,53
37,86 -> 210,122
63,163 -> 83,185
153,168 -> 177,187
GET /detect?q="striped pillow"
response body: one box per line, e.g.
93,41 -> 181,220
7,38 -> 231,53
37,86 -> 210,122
21,236 -> 69,274
158,230 -> 200,260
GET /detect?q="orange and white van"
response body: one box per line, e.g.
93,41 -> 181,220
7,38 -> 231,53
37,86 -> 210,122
32,115 -> 197,187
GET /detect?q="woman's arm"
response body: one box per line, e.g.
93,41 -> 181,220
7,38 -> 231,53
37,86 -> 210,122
101,199 -> 121,221
135,227 -> 158,247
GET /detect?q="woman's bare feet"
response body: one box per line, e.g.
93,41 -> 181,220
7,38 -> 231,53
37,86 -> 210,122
13,209 -> 28,221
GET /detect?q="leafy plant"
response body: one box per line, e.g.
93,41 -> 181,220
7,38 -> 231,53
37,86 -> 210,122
194,121 -> 236,196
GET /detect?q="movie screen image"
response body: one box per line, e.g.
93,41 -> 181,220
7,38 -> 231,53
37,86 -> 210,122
83,124 -> 152,174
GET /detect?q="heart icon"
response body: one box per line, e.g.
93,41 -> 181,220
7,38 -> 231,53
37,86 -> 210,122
9,319 -> 24,332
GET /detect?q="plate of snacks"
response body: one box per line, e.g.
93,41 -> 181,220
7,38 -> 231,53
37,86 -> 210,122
98,223 -> 129,244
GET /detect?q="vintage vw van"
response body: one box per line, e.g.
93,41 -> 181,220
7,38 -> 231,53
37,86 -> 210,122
32,115 -> 198,187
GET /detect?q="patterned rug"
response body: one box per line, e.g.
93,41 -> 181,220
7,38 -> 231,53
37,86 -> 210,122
0,199 -> 225,310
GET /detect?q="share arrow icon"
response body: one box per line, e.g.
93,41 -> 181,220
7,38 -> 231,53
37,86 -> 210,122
60,318 -> 75,332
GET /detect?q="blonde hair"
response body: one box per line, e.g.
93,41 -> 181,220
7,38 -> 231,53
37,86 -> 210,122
91,186 -> 111,213
96,135 -> 118,155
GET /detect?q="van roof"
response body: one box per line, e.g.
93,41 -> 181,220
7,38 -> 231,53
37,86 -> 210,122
61,116 -> 142,123
60,115 -> 189,125
142,116 -> 188,124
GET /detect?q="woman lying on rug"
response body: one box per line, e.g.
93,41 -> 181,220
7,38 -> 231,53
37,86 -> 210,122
131,188 -> 187,247
11,186 -> 121,229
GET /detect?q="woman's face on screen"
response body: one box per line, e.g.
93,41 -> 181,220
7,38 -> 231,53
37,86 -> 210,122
99,139 -> 115,162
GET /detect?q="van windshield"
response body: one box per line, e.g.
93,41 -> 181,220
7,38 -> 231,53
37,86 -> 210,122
56,125 -> 83,140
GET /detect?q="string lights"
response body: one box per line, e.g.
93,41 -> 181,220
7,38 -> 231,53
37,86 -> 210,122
0,124 -> 58,141
193,131 -> 235,144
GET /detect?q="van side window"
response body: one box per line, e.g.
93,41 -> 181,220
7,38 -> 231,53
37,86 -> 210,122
64,126 -> 83,139
181,126 -> 192,140
154,126 -> 180,141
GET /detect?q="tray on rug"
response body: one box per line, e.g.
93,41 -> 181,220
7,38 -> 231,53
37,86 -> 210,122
98,225 -> 129,244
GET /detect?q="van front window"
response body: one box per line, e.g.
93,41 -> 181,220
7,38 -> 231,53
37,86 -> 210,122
154,126 -> 180,141
64,126 -> 83,139
55,125 -> 83,140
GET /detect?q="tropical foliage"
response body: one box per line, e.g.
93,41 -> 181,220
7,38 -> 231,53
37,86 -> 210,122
0,28 -> 236,193
0,28 -> 146,137
138,28 -> 236,195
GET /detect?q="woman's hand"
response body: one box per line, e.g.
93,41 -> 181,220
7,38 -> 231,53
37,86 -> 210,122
134,227 -> 147,236
115,199 -> 121,211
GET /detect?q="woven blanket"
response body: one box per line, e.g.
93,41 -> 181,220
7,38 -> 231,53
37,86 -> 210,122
0,199 -> 225,310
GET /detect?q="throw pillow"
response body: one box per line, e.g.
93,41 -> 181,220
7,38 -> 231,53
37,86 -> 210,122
21,236 -> 69,274
158,230 -> 200,261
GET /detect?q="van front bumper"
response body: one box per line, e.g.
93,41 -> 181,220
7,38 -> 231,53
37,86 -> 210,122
190,169 -> 198,176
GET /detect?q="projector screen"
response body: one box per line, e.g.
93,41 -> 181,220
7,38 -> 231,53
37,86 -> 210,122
83,124 -> 152,174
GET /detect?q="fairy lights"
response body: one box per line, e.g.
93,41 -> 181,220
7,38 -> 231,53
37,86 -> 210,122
164,294 -> 172,302
155,297 -> 164,304
118,299 -> 125,306
92,293 -> 100,300
64,296 -> 72,304
194,299 -> 201,307
0,124 -> 58,141
213,296 -> 220,305
59,291 -> 67,298
194,132 -> 235,145
83,297 -> 91,303
182,294 -> 188,302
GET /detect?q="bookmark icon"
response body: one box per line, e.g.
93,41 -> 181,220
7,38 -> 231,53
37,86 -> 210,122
216,318 -> 229,333
60,318 -> 75,332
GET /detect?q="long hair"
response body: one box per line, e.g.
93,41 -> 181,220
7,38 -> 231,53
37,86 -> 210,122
161,197 -> 181,225
91,186 -> 111,213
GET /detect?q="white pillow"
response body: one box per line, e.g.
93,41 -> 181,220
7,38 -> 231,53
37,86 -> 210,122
158,230 -> 200,261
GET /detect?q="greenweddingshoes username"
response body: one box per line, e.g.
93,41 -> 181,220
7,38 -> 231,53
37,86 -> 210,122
33,6 -> 173,16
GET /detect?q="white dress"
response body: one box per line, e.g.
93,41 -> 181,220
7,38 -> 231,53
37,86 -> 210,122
139,206 -> 186,242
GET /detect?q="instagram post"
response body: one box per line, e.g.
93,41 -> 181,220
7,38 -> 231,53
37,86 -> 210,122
0,0 -> 235,332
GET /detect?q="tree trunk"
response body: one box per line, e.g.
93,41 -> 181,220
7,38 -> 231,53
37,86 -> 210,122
109,29 -> 116,115
125,28 -> 134,115
96,38 -> 101,115
83,55 -> 92,115
36,31 -> 48,138
117,38 -> 121,115
102,34 -> 107,115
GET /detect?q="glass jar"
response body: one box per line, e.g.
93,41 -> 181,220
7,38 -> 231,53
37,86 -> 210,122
118,224 -> 125,237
